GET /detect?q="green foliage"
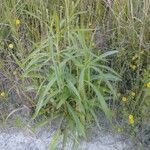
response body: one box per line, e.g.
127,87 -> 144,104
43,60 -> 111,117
0,0 -> 150,149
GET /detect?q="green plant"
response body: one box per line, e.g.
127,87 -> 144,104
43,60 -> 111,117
22,30 -> 119,136
0,0 -> 149,149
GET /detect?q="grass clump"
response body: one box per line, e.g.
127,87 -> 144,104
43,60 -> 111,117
0,0 -> 150,149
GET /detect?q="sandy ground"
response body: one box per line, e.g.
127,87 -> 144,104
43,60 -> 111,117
0,122 -> 133,150
0,128 -> 132,150
0,106 -> 135,150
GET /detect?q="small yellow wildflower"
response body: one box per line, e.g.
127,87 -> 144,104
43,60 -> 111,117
122,96 -> 127,102
131,92 -> 135,97
0,92 -> 5,97
128,114 -> 134,125
130,64 -> 136,70
146,82 -> 150,88
15,19 -> 21,26
8,43 -> 14,49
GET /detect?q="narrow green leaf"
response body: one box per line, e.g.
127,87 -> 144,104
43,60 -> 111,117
48,129 -> 61,150
78,68 -> 85,97
89,109 -> 101,130
33,78 -> 56,119
99,50 -> 118,59
66,80 -> 85,113
87,82 -> 111,121
66,102 -> 85,137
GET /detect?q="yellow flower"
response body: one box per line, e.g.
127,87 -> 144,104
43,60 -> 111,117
8,43 -> 14,49
0,92 -> 5,97
131,92 -> 135,97
128,114 -> 134,125
130,64 -> 136,70
15,19 -> 21,25
122,96 -> 127,102
146,82 -> 150,88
